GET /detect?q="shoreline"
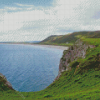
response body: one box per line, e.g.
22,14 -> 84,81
0,43 -> 69,50
33,44 -> 69,50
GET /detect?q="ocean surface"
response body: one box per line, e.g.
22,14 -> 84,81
0,44 -> 63,92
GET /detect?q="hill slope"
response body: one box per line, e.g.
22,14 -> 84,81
39,31 -> 100,46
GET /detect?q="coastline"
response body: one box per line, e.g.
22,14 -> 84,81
33,44 -> 69,50
0,43 -> 69,50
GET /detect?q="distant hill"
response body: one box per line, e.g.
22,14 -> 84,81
25,41 -> 41,43
39,31 -> 100,46
0,41 -> 41,44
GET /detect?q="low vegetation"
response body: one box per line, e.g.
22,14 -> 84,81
39,31 -> 100,46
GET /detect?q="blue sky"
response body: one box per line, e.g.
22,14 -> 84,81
0,0 -> 100,42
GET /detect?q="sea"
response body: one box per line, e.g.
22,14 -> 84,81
0,44 -> 63,92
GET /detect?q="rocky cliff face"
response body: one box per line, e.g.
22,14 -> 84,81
0,73 -> 14,90
55,39 -> 95,80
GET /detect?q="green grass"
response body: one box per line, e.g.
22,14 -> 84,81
39,31 -> 100,46
82,38 -> 100,46
76,35 -> 100,46
40,42 -> 73,46
1,68 -> 100,100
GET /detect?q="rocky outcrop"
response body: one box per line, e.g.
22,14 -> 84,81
0,73 -> 14,90
55,39 -> 95,80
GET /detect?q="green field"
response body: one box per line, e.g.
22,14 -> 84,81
39,31 -> 100,46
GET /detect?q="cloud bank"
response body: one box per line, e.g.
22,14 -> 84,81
0,0 -> 100,41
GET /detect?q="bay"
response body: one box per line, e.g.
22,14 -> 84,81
0,44 -> 63,92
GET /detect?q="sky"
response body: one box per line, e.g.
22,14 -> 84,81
0,0 -> 100,42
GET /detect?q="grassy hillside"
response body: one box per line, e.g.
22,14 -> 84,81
0,32 -> 100,100
39,31 -> 100,46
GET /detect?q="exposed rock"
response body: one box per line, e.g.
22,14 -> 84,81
0,73 -> 14,90
55,39 -> 95,80
0,73 -> 6,79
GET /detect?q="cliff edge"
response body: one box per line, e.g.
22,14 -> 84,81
0,73 -> 14,91
55,39 -> 95,80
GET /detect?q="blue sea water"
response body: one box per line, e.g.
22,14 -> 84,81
0,44 -> 63,92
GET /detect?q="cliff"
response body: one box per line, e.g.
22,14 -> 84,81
55,39 -> 95,80
0,73 -> 14,91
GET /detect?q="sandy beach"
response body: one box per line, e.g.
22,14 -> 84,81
0,43 -> 69,50
33,44 -> 69,50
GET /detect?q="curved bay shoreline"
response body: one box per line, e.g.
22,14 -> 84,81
0,43 -> 69,50
33,44 -> 69,50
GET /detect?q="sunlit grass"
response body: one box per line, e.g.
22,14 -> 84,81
76,35 -> 100,46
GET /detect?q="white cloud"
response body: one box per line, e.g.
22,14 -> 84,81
15,3 -> 34,7
5,7 -> 22,11
0,0 -> 100,41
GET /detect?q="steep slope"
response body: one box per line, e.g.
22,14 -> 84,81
39,31 -> 100,46
55,39 -> 96,80
22,38 -> 100,100
0,73 -> 14,91
29,36 -> 100,100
